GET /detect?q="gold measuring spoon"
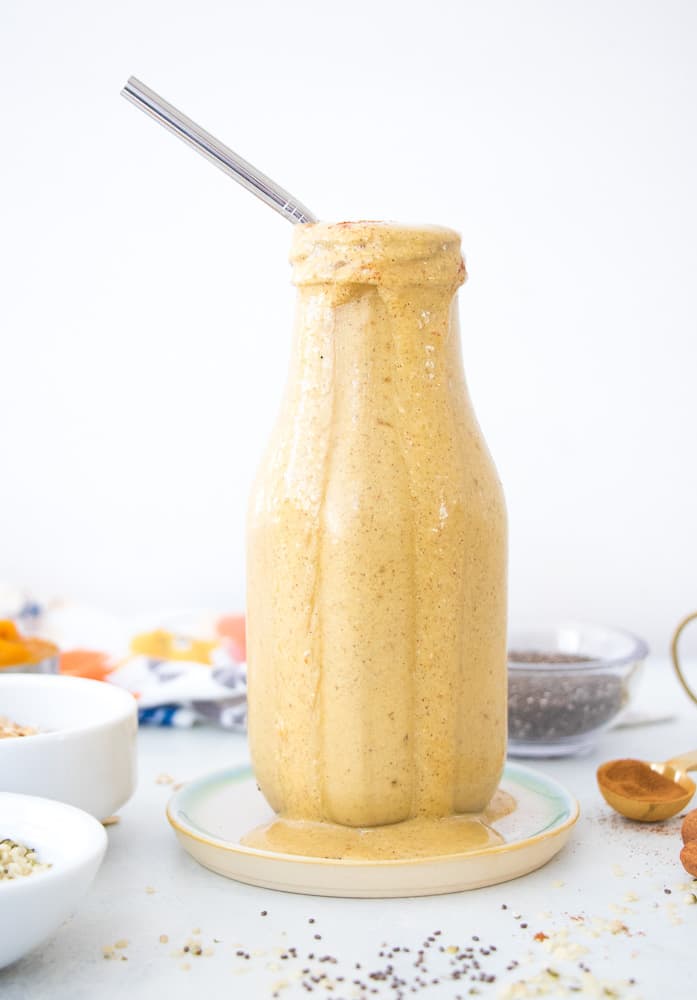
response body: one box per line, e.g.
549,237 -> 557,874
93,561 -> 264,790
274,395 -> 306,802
597,751 -> 697,821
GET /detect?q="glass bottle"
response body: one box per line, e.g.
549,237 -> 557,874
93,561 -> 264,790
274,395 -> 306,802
247,222 -> 507,830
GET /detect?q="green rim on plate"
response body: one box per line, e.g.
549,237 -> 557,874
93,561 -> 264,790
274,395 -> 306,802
168,761 -> 579,866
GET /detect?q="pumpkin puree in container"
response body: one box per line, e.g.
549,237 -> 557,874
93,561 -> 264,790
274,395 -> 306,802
0,620 -> 57,670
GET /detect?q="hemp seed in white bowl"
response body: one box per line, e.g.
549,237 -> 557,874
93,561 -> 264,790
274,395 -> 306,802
0,838 -> 51,881
0,792 -> 107,969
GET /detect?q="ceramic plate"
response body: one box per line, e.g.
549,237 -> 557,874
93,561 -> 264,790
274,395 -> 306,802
167,763 -> 578,898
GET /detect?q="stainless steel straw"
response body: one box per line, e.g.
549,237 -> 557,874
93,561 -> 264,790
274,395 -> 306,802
121,77 -> 318,225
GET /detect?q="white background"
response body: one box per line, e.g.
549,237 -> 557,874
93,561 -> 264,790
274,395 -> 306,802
1,0 -> 695,652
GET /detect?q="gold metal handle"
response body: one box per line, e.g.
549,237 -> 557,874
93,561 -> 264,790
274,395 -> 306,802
671,611 -> 697,707
666,750 -> 697,773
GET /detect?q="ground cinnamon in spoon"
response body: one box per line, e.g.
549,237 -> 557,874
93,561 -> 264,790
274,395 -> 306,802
602,759 -> 685,801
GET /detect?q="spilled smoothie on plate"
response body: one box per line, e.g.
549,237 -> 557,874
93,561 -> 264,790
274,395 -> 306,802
244,222 -> 508,859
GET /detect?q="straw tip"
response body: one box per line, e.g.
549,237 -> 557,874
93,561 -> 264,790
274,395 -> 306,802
121,75 -> 142,96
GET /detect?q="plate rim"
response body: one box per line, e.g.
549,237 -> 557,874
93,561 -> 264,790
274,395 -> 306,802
166,761 -> 580,869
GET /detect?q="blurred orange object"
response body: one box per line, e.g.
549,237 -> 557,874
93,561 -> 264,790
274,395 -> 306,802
216,614 -> 246,661
0,620 -> 32,665
60,649 -> 114,681
0,619 -> 58,668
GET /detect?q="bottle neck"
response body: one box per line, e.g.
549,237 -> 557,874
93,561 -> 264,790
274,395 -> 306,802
290,221 -> 466,292
291,281 -> 463,390
287,222 -> 467,401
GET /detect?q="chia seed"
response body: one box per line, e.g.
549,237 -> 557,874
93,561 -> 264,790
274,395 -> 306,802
508,651 -> 593,665
507,651 -> 627,747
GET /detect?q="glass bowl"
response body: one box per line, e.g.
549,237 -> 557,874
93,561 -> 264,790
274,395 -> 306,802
507,623 -> 649,758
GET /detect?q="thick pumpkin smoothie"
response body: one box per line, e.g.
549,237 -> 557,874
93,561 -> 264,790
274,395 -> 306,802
244,222 -> 507,859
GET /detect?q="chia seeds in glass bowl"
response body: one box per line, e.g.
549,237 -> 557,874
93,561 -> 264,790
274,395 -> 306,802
507,624 -> 649,758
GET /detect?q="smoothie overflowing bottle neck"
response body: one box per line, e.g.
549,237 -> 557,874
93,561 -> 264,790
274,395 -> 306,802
288,222 -> 470,436
290,220 -> 466,292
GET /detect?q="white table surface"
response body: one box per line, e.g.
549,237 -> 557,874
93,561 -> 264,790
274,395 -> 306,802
2,659 -> 695,999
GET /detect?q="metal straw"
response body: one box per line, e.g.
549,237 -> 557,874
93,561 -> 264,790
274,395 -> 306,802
121,77 -> 318,225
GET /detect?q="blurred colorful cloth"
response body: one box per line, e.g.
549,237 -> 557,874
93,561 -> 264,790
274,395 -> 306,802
0,586 -> 247,730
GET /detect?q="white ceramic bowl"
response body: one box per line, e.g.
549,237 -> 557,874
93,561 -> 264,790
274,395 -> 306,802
0,792 -> 107,969
0,674 -> 137,818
